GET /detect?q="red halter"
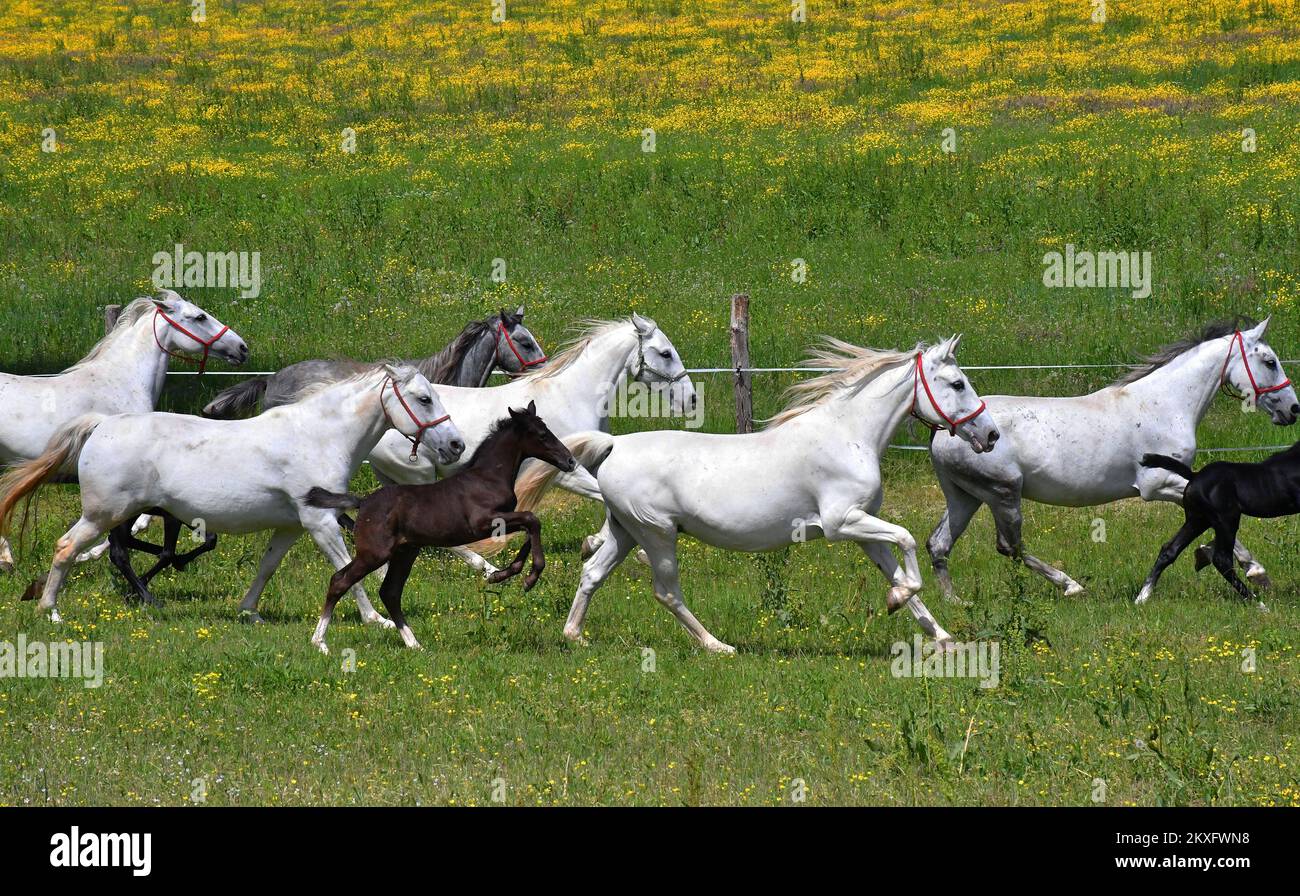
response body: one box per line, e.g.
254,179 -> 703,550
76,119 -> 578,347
382,377 -> 452,462
1219,330 -> 1290,404
910,352 -> 986,434
152,308 -> 230,374
496,321 -> 547,371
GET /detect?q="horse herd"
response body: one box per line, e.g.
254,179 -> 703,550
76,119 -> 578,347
0,291 -> 1295,656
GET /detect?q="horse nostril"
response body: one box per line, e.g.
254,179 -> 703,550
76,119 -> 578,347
450,439 -> 465,455
987,430 -> 1000,444
1291,403 -> 1298,416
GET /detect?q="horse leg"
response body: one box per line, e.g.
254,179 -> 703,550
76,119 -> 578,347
1134,517 -> 1206,604
1142,468 -> 1271,588
238,528 -> 299,622
0,536 -> 14,573
486,538 -> 531,585
445,545 -> 499,580
1193,539 -> 1270,587
639,529 -> 734,655
925,482 -> 982,605
304,517 -> 394,629
565,512 -> 637,644
38,516 -> 110,623
312,553 -> 386,654
135,515 -> 181,586
107,524 -> 159,607
377,546 -> 421,649
828,508 -> 953,644
1207,513 -> 1258,604
990,498 -> 1084,596
77,514 -> 158,564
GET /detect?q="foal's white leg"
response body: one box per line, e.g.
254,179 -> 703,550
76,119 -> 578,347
0,536 -> 14,573
239,528 -> 299,622
39,517 -> 108,623
566,513 -> 637,643
304,518 -> 394,629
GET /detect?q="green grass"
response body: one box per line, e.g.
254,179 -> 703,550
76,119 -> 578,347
2,0 -> 1300,805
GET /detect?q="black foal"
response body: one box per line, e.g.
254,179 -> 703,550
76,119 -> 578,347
1138,445 -> 1300,603
304,401 -> 576,652
107,512 -> 218,605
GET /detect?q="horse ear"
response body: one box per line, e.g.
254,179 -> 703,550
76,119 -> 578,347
526,400 -> 537,415
514,305 -> 526,320
151,290 -> 179,313
631,312 -> 657,336
499,308 -> 511,325
946,334 -> 963,357
1248,317 -> 1271,340
507,405 -> 523,419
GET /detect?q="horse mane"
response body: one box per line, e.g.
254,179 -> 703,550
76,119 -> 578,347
292,364 -> 392,401
1111,317 -> 1257,386
762,337 -> 920,429
465,414 -> 521,465
417,316 -> 497,384
64,297 -> 157,372
519,318 -> 630,382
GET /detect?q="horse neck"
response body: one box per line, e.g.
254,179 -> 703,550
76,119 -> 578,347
89,314 -> 170,406
291,372 -> 392,466
454,326 -> 499,387
464,426 -> 526,489
551,324 -> 639,395
805,360 -> 916,458
1121,336 -> 1231,425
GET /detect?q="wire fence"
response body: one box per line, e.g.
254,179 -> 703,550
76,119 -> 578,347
157,362 -> 1298,456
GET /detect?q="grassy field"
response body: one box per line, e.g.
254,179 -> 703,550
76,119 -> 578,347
1,0 -> 1300,805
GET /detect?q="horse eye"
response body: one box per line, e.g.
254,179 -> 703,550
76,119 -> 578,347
1265,359 -> 1278,369
660,350 -> 671,359
419,396 -> 432,405
195,313 -> 208,322
952,380 -> 966,392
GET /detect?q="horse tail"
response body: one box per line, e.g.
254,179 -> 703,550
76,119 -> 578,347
513,431 -> 615,512
0,414 -> 105,540
304,487 -> 364,511
1141,453 -> 1196,482
202,376 -> 267,418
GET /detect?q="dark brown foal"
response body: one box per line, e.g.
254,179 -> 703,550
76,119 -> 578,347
304,401 -> 577,652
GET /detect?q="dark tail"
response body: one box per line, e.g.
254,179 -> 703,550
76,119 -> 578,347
202,376 -> 268,419
305,487 -> 363,511
1141,453 -> 1196,481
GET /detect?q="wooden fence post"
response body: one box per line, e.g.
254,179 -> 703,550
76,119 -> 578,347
730,292 -> 752,434
104,304 -> 121,333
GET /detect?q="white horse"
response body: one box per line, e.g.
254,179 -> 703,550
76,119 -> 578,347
0,365 -> 463,628
925,318 -> 1298,604
518,337 -> 998,653
362,313 -> 697,578
0,291 -> 249,571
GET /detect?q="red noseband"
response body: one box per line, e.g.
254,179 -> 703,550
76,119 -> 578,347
497,321 -> 546,371
1220,330 -> 1290,404
152,308 -> 230,374
910,352 -> 986,435
382,377 -> 452,462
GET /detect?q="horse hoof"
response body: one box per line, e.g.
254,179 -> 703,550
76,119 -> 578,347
0,560 -> 13,575
481,564 -> 500,580
312,639 -> 329,655
239,610 -> 265,625
486,569 -> 510,584
366,615 -> 396,630
1246,569 -> 1272,589
563,627 -> 589,646
1193,546 -> 1212,571
704,640 -> 736,655
886,585 -> 912,613
1063,581 -> 1085,597
1256,601 -> 1270,613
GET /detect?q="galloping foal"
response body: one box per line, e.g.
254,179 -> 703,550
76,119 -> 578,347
305,401 -> 576,653
1136,445 -> 1300,606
